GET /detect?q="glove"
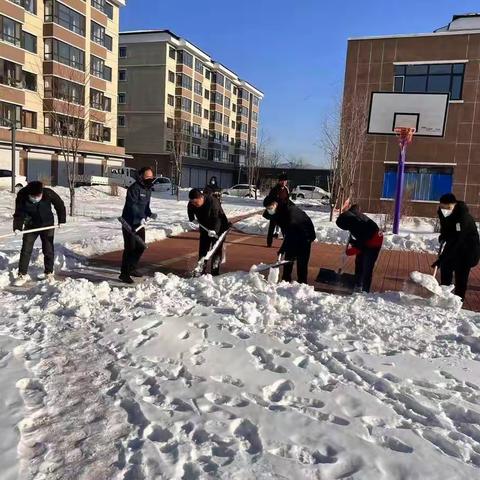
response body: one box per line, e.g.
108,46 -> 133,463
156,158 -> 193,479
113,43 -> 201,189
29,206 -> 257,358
346,247 -> 361,257
188,221 -> 198,230
149,213 -> 158,220
141,218 -> 147,225
208,230 -> 217,238
14,229 -> 21,235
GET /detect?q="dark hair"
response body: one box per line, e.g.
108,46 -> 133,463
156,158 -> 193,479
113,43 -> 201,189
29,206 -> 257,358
278,174 -> 288,181
28,181 -> 43,196
138,166 -> 154,177
439,193 -> 457,204
189,188 -> 203,200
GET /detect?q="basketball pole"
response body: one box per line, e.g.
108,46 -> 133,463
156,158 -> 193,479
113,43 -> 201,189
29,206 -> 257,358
392,137 -> 408,235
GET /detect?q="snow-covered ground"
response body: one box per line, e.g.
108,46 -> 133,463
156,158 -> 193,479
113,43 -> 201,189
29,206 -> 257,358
1,186 -> 479,479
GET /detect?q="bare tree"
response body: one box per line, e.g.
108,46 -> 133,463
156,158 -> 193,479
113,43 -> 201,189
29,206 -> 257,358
267,150 -> 282,169
169,118 -> 189,201
286,155 -> 304,169
246,129 -> 271,199
321,93 -> 369,221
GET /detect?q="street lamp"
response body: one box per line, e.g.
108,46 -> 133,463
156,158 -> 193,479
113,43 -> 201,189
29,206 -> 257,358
0,115 -> 17,194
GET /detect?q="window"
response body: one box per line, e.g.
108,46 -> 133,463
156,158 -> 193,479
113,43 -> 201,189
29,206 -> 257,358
210,111 -> 222,124
201,148 -> 208,158
0,102 -> 21,129
239,106 -> 249,117
11,0 -> 37,14
22,31 -> 37,53
118,92 -> 126,104
22,110 -> 36,129
0,59 -> 22,88
103,65 -> 112,81
90,122 -> 102,141
166,140 -> 173,151
252,111 -> 258,122
92,0 -> 114,20
232,104 -> 236,112
168,70 -> 175,82
195,59 -> 203,74
210,149 -> 221,161
203,109 -> 208,119
192,123 -> 201,138
119,46 -> 127,58
212,92 -> 223,105
252,127 -> 257,137
22,71 -> 36,91
202,129 -> 208,138
239,89 -> 250,100
119,69 -> 127,81
176,96 -> 192,112
393,63 -> 466,101
239,122 -> 248,133
44,0 -> 86,36
224,115 -> 230,127
177,50 -> 193,68
221,151 -> 228,162
192,144 -> 200,157
181,120 -> 190,134
253,95 -> 260,106
44,38 -> 85,70
90,88 -> 105,109
224,96 -> 231,109
231,120 -> 235,129
193,102 -> 202,116
233,86 -> 237,95
176,73 -> 192,90
118,115 -> 126,127
205,69 -> 210,80
212,72 -> 224,86
117,138 -> 125,147
0,15 -> 22,46
169,47 -> 175,59
167,94 -> 174,106
194,80 -> 202,95
91,55 -> 111,80
104,96 -> 111,111
382,165 -> 453,201
204,89 -> 210,100
222,133 -> 229,143
44,113 -> 84,136
225,78 -> 232,92
44,76 -> 84,104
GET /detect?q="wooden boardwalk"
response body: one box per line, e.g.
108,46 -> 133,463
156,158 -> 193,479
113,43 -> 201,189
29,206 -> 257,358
91,231 -> 480,312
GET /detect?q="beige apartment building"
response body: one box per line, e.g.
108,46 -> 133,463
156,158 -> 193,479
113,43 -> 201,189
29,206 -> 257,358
118,30 -> 263,189
0,0 -> 127,186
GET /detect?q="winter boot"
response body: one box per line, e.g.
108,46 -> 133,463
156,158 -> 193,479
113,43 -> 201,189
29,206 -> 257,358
119,274 -> 134,284
14,274 -> 29,287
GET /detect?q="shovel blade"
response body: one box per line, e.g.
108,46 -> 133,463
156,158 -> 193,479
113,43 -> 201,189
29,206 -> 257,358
316,268 -> 340,285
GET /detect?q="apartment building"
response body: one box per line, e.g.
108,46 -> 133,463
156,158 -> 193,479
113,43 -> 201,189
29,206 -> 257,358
0,0 -> 127,186
118,30 -> 263,189
344,13 -> 480,217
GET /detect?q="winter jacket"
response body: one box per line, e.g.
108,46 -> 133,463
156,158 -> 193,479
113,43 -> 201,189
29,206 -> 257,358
264,184 -> 290,208
121,180 -> 152,228
13,186 -> 66,231
437,201 -> 480,269
204,178 -> 222,197
273,204 -> 316,255
336,207 -> 382,251
188,195 -> 229,235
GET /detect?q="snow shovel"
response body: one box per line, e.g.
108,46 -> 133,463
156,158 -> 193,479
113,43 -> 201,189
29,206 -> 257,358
0,225 -> 59,240
251,254 -> 293,278
316,239 -> 356,289
410,242 -> 445,295
118,217 -> 148,249
192,228 -> 230,277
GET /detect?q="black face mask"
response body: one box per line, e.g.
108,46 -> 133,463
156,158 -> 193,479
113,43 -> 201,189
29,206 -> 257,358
143,178 -> 155,187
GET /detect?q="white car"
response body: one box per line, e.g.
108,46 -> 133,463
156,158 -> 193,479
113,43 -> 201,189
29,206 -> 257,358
292,185 -> 330,201
0,169 -> 27,189
152,176 -> 172,192
222,184 -> 258,198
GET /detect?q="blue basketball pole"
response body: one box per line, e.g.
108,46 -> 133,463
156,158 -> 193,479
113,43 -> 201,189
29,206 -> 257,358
392,137 -> 409,235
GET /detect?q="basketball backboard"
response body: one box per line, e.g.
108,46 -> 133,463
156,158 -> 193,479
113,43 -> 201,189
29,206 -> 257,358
367,92 -> 449,137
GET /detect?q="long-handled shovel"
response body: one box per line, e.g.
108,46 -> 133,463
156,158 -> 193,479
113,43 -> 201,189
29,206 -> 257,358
118,217 -> 148,249
192,228 -> 230,277
0,225 -> 59,240
316,238 -> 356,289
410,242 -> 446,296
250,254 -> 293,283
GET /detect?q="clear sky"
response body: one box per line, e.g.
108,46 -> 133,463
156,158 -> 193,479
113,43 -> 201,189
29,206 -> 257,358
120,0 -> 479,166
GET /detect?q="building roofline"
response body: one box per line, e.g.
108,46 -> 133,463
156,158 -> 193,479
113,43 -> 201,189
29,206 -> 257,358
120,29 -> 264,97
348,29 -> 480,41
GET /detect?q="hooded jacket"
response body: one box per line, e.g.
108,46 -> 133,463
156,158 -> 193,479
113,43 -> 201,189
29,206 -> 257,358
264,184 -> 290,208
438,201 -> 480,268
13,186 -> 66,231
122,180 -> 152,227
336,206 -> 381,250
188,195 -> 229,235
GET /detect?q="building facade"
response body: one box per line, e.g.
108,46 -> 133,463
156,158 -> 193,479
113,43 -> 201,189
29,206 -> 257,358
117,30 -> 263,189
0,0 -> 127,186
345,14 -> 480,217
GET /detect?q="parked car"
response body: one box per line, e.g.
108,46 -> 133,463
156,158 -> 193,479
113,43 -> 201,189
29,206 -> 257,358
152,176 -> 172,192
291,185 -> 330,201
75,166 -> 137,188
222,184 -> 258,198
0,169 -> 27,189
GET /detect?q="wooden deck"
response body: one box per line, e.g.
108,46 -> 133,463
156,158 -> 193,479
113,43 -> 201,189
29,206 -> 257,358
91,231 -> 480,312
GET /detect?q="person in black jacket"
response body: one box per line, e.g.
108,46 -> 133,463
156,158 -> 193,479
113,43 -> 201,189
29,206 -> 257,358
13,181 -> 66,283
264,174 -> 291,247
433,193 -> 480,301
264,198 -> 316,284
119,166 -> 157,283
336,204 -> 383,293
188,188 -> 229,276
204,176 -> 222,200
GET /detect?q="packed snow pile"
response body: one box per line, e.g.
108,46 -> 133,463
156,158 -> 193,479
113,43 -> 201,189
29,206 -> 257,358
1,271 -> 480,479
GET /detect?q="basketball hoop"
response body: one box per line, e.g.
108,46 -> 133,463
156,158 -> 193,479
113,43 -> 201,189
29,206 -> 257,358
394,127 -> 416,145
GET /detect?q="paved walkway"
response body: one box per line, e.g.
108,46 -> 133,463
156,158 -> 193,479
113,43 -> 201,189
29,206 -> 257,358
90,229 -> 480,312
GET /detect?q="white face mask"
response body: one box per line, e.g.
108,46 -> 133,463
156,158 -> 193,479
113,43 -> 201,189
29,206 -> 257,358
267,207 -> 276,215
29,195 -> 42,204
441,209 -> 453,218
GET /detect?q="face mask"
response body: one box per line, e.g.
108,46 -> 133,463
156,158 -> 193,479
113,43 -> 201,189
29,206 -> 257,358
441,209 -> 453,218
267,207 -> 276,215
29,195 -> 42,204
143,178 -> 154,187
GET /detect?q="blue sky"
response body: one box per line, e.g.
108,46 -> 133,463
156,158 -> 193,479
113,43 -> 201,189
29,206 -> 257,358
120,0 -> 479,166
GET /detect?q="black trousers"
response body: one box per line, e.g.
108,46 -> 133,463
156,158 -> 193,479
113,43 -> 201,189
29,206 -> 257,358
19,231 -> 55,275
282,242 -> 312,284
199,233 -> 223,276
355,247 -> 381,292
267,220 -> 276,247
440,264 -> 471,301
121,227 -> 146,276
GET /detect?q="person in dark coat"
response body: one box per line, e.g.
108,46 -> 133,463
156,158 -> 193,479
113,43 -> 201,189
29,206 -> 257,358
264,198 -> 316,284
264,174 -> 290,247
336,204 -> 383,293
119,166 -> 157,283
433,193 -> 480,301
204,176 -> 222,199
13,181 -> 66,283
188,188 -> 229,276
